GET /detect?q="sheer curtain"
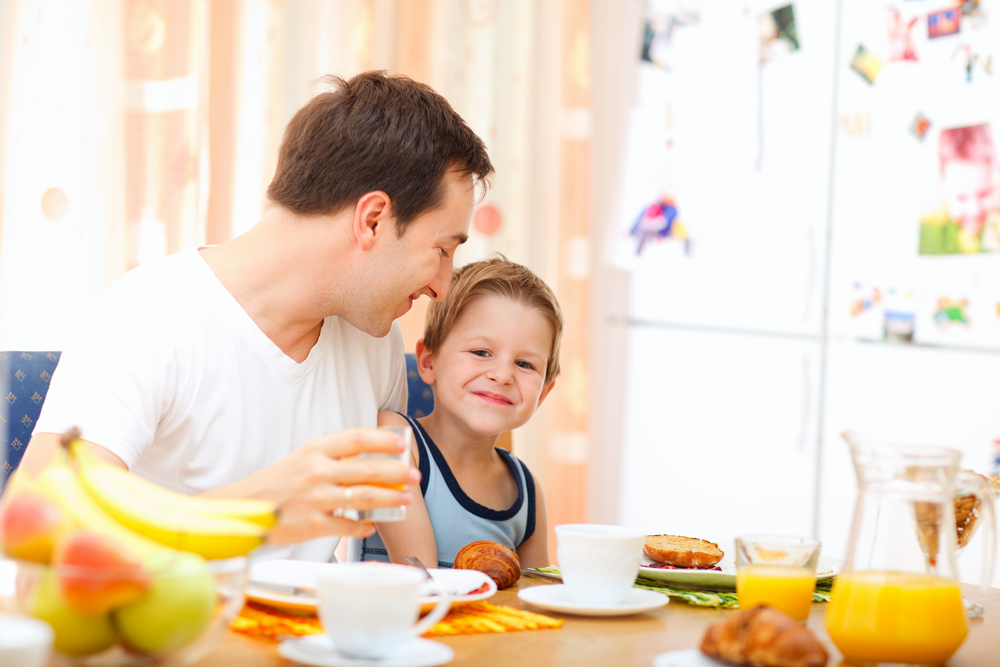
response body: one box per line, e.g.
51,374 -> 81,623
0,0 -> 593,560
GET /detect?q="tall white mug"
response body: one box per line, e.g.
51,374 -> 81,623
317,563 -> 450,660
555,524 -> 644,606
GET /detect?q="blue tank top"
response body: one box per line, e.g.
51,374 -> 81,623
350,414 -> 536,567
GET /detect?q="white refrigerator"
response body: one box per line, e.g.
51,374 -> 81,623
611,0 -> 1000,585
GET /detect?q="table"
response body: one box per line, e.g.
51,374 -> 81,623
191,575 -> 1000,667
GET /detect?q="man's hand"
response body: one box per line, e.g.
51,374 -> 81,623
201,428 -> 420,545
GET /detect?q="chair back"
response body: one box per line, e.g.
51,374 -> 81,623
1,351 -> 61,490
405,353 -> 434,418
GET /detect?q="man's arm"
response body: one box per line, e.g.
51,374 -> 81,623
12,430 -> 421,546
18,432 -> 128,475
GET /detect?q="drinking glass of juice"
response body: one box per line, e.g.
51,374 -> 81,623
735,534 -> 821,621
335,425 -> 413,522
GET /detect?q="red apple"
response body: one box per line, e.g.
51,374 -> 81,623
54,531 -> 151,614
0,492 -> 65,563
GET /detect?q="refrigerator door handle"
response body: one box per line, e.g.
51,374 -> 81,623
798,354 -> 812,453
803,225 -> 816,324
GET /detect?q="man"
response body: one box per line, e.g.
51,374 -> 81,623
18,71 -> 494,560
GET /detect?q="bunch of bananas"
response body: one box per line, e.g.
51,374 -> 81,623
0,428 -> 277,657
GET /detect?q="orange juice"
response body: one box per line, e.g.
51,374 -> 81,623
736,566 -> 815,620
825,571 -> 967,665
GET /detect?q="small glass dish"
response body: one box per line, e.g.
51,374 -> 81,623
5,555 -> 246,667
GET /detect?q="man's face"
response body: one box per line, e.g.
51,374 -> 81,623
942,159 -> 998,236
359,170 -> 475,336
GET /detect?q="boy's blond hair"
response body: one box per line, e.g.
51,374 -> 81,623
423,256 -> 562,383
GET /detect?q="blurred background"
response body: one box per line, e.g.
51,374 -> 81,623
1,0 -> 999,578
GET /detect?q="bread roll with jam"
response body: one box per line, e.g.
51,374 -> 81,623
644,534 -> 724,568
454,540 -> 520,589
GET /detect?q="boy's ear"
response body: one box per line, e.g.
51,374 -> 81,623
414,339 -> 436,385
352,191 -> 392,251
535,379 -> 556,409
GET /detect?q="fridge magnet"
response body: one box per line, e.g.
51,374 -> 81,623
910,112 -> 931,141
918,123 -> 998,255
850,45 -> 883,84
850,286 -> 882,316
759,4 -> 800,63
629,196 -> 689,255
884,311 -> 915,343
640,1 -> 699,71
887,6 -> 919,61
927,8 -> 961,38
839,113 -> 872,138
933,297 -> 970,327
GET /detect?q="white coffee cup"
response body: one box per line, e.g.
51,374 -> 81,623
317,563 -> 450,660
555,524 -> 644,606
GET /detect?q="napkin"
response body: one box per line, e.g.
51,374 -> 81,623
230,600 -> 563,642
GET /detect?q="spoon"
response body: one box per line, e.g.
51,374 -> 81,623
404,556 -> 432,580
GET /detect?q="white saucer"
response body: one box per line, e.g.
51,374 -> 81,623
652,649 -> 727,667
278,634 -> 455,667
516,584 -> 668,617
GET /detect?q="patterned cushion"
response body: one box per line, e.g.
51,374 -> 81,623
1,351 -> 61,491
405,353 -> 434,418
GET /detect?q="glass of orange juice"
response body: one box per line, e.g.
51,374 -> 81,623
336,425 -> 412,522
735,534 -> 821,621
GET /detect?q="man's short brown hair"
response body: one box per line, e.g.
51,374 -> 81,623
267,71 -> 493,233
423,256 -> 563,383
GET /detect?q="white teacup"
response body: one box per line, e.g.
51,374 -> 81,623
555,524 -> 644,606
317,563 -> 450,660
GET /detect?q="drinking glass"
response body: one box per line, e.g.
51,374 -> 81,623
333,425 -> 412,522
735,534 -> 820,621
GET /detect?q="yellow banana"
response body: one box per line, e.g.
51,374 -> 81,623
71,444 -> 277,529
70,440 -> 269,560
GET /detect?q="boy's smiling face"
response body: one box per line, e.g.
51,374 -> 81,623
424,295 -> 555,436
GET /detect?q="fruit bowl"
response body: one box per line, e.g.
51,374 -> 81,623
6,555 -> 247,667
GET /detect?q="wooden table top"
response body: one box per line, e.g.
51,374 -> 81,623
190,575 -> 1000,667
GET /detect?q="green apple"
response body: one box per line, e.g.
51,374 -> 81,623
114,553 -> 217,653
30,569 -> 118,656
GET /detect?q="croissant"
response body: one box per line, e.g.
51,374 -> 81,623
700,605 -> 828,667
453,540 -> 520,589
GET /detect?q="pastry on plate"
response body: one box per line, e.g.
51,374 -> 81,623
644,534 -> 724,569
701,604 -> 828,667
454,540 -> 520,589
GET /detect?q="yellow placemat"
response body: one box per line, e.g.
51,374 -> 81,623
231,599 -> 563,642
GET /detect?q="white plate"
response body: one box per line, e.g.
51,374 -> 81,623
528,556 -> 840,592
278,634 -> 454,667
652,649 -> 728,667
246,560 -> 496,612
517,584 -> 668,617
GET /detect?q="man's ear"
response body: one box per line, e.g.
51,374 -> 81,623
414,339 -> 436,385
535,379 -> 556,409
352,191 -> 392,251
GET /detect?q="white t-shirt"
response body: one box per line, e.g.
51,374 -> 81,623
35,248 -> 407,561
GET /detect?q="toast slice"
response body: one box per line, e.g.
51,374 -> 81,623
644,534 -> 724,568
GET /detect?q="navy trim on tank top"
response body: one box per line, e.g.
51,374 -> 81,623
402,414 -> 525,521
522,462 -> 536,543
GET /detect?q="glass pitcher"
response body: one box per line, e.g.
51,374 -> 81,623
825,432 -> 996,666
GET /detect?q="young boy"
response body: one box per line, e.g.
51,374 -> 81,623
350,257 -> 562,568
